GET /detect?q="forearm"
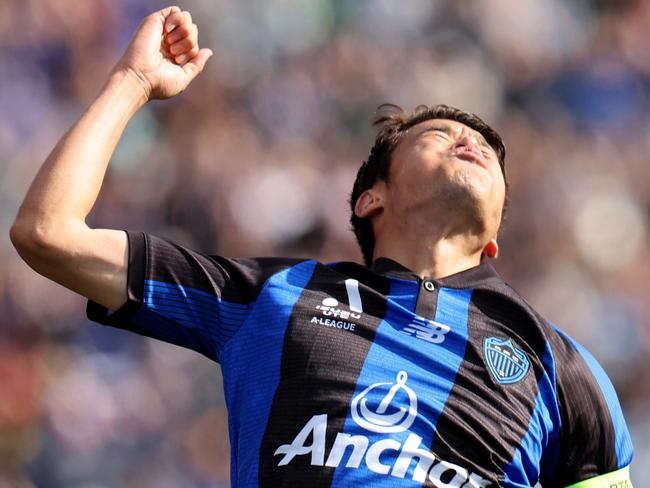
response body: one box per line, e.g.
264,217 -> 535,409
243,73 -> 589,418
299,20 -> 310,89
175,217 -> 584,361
13,69 -> 147,242
9,6 -> 210,309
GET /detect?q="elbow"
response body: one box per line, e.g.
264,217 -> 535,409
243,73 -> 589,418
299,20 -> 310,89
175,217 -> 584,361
10,215 -> 67,263
9,221 -> 24,252
10,218 -> 47,260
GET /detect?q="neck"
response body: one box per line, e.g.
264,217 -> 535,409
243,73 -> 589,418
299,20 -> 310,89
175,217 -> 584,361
373,232 -> 485,280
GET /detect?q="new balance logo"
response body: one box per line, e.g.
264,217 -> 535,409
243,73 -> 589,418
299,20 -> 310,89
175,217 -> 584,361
401,315 -> 451,344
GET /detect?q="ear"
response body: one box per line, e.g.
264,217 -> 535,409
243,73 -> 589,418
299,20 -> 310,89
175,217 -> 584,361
482,238 -> 499,259
354,188 -> 384,219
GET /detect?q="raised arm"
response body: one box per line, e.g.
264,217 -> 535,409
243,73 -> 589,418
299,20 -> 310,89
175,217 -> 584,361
9,6 -> 212,311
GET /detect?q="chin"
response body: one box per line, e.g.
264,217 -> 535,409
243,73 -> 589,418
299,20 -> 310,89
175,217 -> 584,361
453,167 -> 490,187
446,171 -> 488,201
434,175 -> 490,234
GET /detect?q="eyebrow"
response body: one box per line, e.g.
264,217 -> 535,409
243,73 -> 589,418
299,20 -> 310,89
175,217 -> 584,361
418,124 -> 493,151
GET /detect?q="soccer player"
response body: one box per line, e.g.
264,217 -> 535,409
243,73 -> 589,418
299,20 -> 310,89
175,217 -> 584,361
10,6 -> 634,488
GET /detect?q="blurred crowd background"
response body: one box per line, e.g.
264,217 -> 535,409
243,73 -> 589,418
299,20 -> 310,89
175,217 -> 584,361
1,0 -> 649,486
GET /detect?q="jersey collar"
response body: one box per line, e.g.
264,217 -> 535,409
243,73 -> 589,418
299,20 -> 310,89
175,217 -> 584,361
370,257 -> 502,289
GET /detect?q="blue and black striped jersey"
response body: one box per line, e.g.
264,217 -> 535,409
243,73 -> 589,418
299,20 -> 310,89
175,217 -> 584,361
88,231 -> 634,488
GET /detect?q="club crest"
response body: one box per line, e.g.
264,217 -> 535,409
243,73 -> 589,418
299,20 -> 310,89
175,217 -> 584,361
483,337 -> 530,385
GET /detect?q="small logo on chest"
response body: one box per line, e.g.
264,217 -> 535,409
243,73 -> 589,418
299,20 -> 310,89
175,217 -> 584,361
401,316 -> 451,344
309,279 -> 363,333
483,337 -> 530,385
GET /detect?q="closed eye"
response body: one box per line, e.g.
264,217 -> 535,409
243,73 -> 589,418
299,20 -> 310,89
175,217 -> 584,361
419,127 -> 452,140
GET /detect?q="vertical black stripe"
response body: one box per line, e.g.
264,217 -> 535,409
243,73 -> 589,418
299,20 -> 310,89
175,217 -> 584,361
258,263 -> 389,487
424,288 -> 549,485
415,281 -> 438,319
544,331 -> 618,486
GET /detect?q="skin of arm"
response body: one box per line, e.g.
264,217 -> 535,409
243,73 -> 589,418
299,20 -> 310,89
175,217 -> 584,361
9,6 -> 212,311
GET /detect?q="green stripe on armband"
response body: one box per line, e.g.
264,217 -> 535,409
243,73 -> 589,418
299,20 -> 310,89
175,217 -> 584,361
565,466 -> 632,488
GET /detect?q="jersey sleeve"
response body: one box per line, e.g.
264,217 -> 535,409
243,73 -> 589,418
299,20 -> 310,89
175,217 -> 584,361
87,231 -> 304,362
544,326 -> 634,487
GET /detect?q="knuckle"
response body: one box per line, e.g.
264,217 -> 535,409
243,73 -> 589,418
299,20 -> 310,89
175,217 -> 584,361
170,37 -> 193,54
169,25 -> 188,39
173,12 -> 185,24
173,23 -> 191,38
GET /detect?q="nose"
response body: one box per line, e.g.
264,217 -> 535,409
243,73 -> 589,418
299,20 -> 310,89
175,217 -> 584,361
453,133 -> 481,154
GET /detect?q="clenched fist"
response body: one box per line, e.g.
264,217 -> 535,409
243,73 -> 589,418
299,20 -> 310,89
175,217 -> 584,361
114,6 -> 213,101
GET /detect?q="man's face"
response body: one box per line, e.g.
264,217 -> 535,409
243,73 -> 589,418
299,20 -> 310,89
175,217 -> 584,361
383,118 -> 506,238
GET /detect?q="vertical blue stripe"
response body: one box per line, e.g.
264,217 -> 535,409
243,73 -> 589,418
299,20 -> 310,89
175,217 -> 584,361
330,286 -> 473,486
502,342 -> 561,487
384,277 -> 418,312
553,326 -> 634,468
219,261 -> 316,488
496,355 -> 505,375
